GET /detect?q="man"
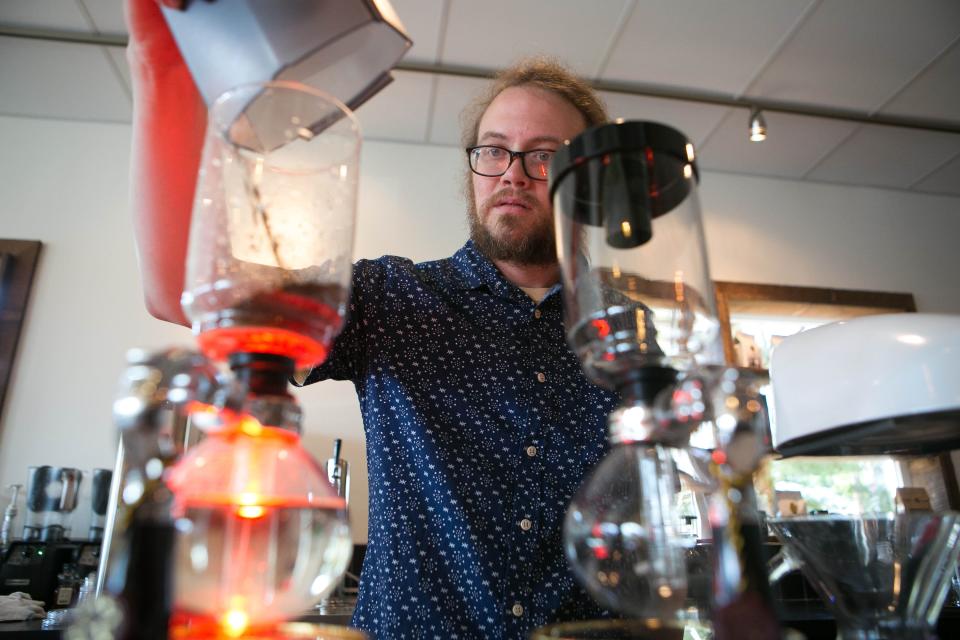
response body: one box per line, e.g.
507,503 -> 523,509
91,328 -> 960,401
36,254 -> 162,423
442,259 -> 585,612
295,64 -> 619,640
126,2 -> 618,638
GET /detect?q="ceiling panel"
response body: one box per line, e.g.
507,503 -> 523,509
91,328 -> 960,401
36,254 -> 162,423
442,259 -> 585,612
0,0 -> 958,200
80,0 -> 127,35
106,46 -> 131,98
598,91 -> 729,146
806,124 -> 960,189
427,74 -> 489,145
0,0 -> 91,31
911,153 -> 960,197
389,0 -> 446,64
601,0 -> 815,94
746,0 -> 960,111
879,39 -> 960,124
440,0 -> 630,77
698,110 -> 858,179
0,36 -> 131,122
353,70 -> 433,143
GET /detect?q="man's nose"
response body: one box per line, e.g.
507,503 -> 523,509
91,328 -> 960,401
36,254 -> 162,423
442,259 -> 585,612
500,156 -> 529,187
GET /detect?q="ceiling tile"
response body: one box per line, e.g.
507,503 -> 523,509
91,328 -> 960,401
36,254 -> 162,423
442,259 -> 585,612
0,0 -> 91,31
389,0 -> 445,64
698,110 -> 858,179
427,74 -> 489,145
80,0 -> 127,35
806,124 -> 960,189
879,40 -> 960,124
0,37 -> 131,122
601,0 -> 815,94
599,91 -> 729,146
911,153 -> 960,197
440,0 -> 630,77
353,70 -> 433,143
746,0 -> 960,111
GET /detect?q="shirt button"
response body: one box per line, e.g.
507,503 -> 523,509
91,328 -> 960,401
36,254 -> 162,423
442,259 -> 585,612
536,372 -> 546,383
534,309 -> 542,319
526,445 -> 537,457
511,603 -> 524,617
520,518 -> 533,531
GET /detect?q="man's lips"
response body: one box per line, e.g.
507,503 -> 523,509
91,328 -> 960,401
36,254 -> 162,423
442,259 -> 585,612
493,198 -> 532,210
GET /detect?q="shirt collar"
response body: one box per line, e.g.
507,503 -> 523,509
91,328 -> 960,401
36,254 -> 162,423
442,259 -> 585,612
450,240 -> 509,295
450,240 -> 563,303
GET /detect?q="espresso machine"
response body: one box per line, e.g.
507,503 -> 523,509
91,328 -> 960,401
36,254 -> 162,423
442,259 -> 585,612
0,467 -> 111,609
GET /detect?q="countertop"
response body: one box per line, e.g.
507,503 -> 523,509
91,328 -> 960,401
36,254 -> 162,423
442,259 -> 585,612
0,612 -> 355,638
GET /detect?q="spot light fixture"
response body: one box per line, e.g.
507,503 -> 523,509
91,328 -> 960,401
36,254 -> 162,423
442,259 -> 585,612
749,107 -> 767,142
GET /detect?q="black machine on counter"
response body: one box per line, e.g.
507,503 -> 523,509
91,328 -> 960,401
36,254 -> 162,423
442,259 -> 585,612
0,466 -> 112,610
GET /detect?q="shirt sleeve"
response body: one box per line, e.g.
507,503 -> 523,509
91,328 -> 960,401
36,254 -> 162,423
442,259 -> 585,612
294,258 -> 386,386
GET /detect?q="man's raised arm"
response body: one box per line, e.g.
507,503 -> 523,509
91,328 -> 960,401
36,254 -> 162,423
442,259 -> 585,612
125,0 -> 204,326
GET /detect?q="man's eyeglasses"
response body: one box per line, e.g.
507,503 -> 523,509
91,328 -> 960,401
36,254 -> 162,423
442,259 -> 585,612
465,145 -> 555,181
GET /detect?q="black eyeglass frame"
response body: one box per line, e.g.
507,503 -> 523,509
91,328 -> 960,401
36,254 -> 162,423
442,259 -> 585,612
465,145 -> 554,181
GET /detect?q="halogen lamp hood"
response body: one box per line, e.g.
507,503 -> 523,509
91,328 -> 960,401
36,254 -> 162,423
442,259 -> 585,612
163,0 -> 411,144
770,313 -> 960,456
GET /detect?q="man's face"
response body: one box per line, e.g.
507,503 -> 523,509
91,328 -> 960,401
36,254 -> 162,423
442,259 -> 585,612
468,85 -> 587,265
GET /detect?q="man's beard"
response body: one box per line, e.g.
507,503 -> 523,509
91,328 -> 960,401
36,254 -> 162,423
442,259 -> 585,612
467,187 -> 558,266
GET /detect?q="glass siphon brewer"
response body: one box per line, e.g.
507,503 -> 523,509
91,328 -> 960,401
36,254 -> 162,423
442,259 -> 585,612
92,82 -> 360,640
548,120 -> 779,636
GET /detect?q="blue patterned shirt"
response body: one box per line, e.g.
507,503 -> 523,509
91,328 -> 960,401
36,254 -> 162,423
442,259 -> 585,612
303,240 -> 620,640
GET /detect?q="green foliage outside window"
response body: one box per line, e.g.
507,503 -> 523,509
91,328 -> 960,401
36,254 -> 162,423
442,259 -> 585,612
769,456 -> 899,515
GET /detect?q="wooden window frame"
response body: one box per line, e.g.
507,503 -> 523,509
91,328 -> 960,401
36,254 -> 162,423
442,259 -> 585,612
712,281 -> 959,510
0,239 -> 42,432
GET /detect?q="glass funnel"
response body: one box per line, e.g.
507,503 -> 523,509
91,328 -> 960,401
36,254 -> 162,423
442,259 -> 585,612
181,81 -> 360,370
768,512 -> 960,640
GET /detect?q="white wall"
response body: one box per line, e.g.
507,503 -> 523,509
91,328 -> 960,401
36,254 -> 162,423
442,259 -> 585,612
1,114 -> 959,543
700,173 -> 960,312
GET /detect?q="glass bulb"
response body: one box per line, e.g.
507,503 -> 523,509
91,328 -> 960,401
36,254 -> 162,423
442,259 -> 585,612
166,422 -> 352,634
563,443 -> 688,619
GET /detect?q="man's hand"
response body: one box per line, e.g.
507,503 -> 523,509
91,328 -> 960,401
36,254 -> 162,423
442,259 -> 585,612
124,0 -> 186,73
0,592 -> 45,622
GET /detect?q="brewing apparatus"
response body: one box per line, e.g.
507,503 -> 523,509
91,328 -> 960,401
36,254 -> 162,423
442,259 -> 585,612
72,79 -> 369,640
546,121 -> 780,637
0,467 -> 83,609
73,4 -> 409,637
22,467 -> 82,543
